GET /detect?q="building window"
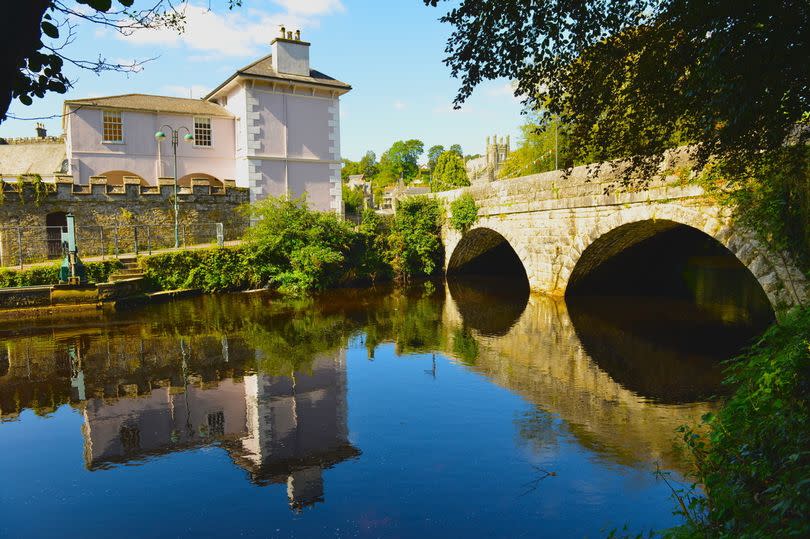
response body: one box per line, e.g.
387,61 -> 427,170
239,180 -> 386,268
207,411 -> 225,437
102,110 -> 123,143
194,117 -> 212,147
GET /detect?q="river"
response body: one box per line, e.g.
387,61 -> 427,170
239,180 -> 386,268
0,273 -> 770,537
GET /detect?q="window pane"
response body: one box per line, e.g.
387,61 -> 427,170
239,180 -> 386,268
194,117 -> 212,147
102,111 -> 123,143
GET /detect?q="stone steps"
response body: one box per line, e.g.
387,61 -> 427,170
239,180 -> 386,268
109,256 -> 142,282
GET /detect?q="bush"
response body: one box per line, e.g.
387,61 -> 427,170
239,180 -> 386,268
388,196 -> 444,282
449,192 -> 479,233
140,247 -> 257,293
128,195 -> 447,295
243,195 -> 356,293
0,260 -> 121,288
670,307 -> 810,538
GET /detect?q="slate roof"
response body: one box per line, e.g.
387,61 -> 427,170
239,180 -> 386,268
63,94 -> 233,117
0,141 -> 66,175
206,54 -> 351,99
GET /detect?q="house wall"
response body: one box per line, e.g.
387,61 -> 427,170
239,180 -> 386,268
239,85 -> 342,213
67,107 -> 236,185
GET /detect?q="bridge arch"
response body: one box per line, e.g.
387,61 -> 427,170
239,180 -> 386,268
560,207 -> 804,310
447,227 -> 529,281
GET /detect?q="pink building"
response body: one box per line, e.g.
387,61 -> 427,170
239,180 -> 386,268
62,29 -> 350,213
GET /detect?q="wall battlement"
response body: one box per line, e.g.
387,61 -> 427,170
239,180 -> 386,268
1,175 -> 248,204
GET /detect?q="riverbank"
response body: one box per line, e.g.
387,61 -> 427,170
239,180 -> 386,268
663,305 -> 810,538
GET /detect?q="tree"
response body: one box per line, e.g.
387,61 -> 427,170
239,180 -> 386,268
427,145 -> 445,171
449,144 -> 463,157
358,150 -> 379,178
498,116 -> 572,179
423,0 -> 810,185
431,151 -> 470,192
379,139 -> 425,183
341,159 -> 362,181
342,184 -> 365,214
2,1 -> 238,124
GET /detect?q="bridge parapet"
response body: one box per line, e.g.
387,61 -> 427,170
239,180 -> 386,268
435,158 -> 808,310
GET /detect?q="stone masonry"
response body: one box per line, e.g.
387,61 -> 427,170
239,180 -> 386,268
0,175 -> 249,266
436,157 -> 808,310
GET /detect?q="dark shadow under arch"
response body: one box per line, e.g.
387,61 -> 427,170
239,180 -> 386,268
447,228 -> 529,281
565,219 -> 774,327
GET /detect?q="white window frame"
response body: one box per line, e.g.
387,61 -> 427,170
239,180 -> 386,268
193,116 -> 212,148
101,110 -> 124,144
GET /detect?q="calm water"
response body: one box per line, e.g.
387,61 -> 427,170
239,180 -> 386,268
0,277 -> 769,538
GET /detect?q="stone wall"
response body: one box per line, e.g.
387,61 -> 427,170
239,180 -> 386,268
0,176 -> 249,265
435,158 -> 809,309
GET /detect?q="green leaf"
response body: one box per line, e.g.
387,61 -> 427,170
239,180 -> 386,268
41,21 -> 59,39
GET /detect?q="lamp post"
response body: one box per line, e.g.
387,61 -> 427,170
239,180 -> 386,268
155,125 -> 193,248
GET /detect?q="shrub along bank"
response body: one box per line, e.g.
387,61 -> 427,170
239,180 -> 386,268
140,195 -> 444,295
663,306 -> 810,538
0,260 -> 121,288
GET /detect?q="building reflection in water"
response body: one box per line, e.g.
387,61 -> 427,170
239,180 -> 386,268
77,346 -> 358,511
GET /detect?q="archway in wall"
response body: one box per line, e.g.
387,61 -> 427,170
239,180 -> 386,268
446,228 -> 530,335
45,211 -> 67,259
447,228 -> 529,281
565,220 -> 775,389
565,220 -> 774,323
178,173 -> 223,188
98,170 -> 148,186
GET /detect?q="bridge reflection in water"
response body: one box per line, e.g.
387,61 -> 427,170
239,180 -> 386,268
0,270 -> 766,486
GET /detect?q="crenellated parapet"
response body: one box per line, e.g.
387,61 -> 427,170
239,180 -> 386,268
0,176 -> 250,266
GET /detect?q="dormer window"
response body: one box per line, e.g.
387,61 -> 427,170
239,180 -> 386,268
102,110 -> 123,143
194,117 -> 212,147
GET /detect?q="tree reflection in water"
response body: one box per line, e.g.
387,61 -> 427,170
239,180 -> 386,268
0,276 -> 767,488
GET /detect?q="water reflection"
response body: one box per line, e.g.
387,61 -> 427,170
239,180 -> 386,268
0,278 -> 765,519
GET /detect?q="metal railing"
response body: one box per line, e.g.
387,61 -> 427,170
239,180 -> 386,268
0,222 -> 226,269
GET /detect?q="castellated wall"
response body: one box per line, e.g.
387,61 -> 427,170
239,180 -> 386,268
0,175 -> 249,265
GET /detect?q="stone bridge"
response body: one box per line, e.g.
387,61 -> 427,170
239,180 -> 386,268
435,160 -> 808,310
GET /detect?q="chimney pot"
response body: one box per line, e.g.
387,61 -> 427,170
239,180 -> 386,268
295,29 -> 300,40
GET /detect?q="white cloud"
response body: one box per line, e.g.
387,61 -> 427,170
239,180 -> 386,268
486,81 -> 523,102
119,3 -> 312,57
393,100 -> 406,110
163,84 -> 210,99
272,0 -> 344,16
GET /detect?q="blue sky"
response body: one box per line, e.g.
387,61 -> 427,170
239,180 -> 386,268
2,0 -> 525,161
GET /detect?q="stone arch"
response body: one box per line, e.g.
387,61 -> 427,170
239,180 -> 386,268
446,226 -> 529,279
561,206 -> 806,309
178,172 -> 223,188
98,170 -> 148,186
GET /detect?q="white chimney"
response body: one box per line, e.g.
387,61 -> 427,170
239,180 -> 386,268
272,28 -> 310,76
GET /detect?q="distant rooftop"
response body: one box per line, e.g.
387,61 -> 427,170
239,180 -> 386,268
64,94 -> 233,117
0,141 -> 66,175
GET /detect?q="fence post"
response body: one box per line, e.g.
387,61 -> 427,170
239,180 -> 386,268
17,227 -> 23,269
134,226 -> 139,256
114,226 -> 119,258
216,223 -> 224,247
